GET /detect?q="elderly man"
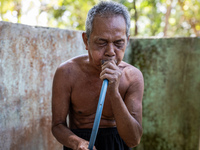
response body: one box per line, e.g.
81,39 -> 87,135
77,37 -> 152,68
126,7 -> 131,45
51,1 -> 144,150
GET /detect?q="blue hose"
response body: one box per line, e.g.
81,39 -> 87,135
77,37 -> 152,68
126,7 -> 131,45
88,79 -> 109,150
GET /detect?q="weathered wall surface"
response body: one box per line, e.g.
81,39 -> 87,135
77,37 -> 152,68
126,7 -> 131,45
0,21 -> 86,150
126,37 -> 200,150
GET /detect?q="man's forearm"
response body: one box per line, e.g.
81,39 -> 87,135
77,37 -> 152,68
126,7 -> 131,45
109,92 -> 142,147
52,124 -> 81,149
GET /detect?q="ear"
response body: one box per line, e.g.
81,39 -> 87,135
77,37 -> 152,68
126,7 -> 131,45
127,35 -> 130,46
128,35 -> 130,41
82,32 -> 89,50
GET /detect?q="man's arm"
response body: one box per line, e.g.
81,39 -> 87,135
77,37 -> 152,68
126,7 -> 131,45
51,63 -> 90,150
111,68 -> 143,147
100,61 -> 144,147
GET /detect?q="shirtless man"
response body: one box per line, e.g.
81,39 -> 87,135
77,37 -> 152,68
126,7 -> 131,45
51,1 -> 144,150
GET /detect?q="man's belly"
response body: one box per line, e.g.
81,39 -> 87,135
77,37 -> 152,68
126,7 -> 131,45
69,113 -> 116,129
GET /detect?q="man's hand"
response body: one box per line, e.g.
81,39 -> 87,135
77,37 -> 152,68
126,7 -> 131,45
100,60 -> 122,92
76,139 -> 96,150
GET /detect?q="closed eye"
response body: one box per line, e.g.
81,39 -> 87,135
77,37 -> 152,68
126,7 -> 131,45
114,40 -> 125,47
97,39 -> 107,46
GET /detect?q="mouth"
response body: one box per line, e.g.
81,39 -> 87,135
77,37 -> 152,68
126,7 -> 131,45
101,59 -> 117,65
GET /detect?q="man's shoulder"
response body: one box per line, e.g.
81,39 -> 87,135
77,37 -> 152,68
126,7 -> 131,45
120,61 -> 141,73
56,54 -> 88,76
59,54 -> 88,69
120,61 -> 143,82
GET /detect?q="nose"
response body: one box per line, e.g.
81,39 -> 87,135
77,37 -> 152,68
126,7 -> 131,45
105,43 -> 115,57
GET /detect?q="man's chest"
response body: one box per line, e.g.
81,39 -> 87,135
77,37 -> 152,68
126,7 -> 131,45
70,77 -> 128,117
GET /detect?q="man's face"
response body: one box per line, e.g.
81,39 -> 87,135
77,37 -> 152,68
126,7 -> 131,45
84,15 -> 129,69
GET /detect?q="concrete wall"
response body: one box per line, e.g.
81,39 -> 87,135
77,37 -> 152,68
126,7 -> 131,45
126,37 -> 200,150
0,21 -> 86,150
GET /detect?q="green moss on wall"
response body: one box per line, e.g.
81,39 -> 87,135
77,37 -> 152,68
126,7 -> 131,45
125,37 -> 200,150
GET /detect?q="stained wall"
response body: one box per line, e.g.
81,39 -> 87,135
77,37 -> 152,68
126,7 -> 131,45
126,37 -> 200,150
0,21 -> 86,150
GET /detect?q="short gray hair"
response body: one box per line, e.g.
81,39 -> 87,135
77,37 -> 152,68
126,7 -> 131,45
85,1 -> 130,39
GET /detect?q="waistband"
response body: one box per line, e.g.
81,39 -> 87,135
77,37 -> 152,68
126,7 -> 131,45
71,127 -> 118,136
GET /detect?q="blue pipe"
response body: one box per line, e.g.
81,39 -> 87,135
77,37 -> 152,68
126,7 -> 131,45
88,79 -> 109,150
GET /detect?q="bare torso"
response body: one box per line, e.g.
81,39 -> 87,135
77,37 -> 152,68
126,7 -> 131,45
67,55 -> 130,129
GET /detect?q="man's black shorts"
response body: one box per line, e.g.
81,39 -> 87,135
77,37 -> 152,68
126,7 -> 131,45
63,127 -> 131,150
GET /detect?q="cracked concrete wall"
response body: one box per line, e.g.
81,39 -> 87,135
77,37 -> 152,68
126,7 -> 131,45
0,21 -> 86,150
